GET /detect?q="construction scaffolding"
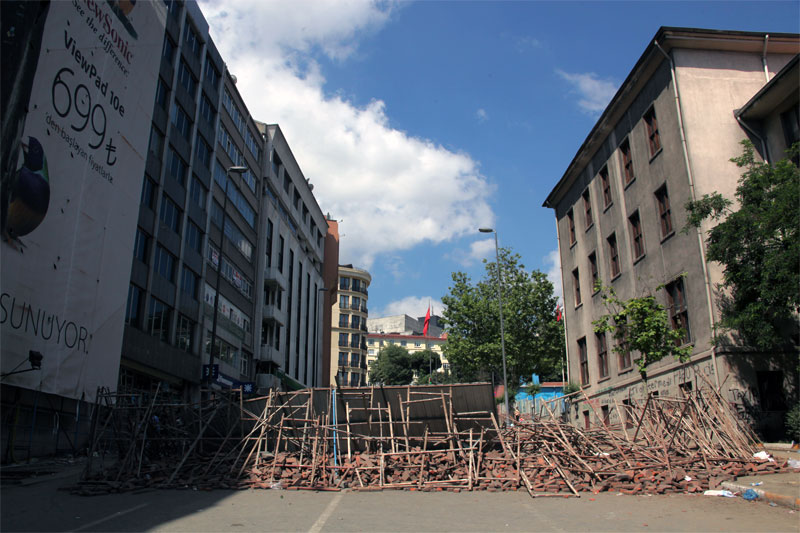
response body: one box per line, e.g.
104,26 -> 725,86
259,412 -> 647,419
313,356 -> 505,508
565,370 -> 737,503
72,381 -> 792,496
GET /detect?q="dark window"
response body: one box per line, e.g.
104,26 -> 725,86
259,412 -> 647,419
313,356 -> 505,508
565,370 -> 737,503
583,410 -> 590,430
583,189 -> 593,229
338,352 -> 348,366
278,236 -> 285,273
148,127 -> 164,160
339,333 -> 348,347
757,371 -> 786,411
178,60 -> 197,98
588,252 -> 598,291
159,196 -> 181,233
644,106 -> 661,156
622,399 -> 633,429
200,94 -> 215,126
600,166 -> 612,208
141,175 -> 156,209
161,36 -> 175,66
180,266 -> 198,299
665,278 -> 690,344
601,405 -> 610,426
184,23 -> 201,57
177,314 -> 195,353
572,268 -> 581,307
184,220 -> 203,254
155,77 -> 169,110
567,209 -> 576,245
189,175 -> 206,209
596,331 -> 608,379
655,185 -> 673,238
153,245 -> 176,282
195,136 -> 211,169
204,55 -> 220,89
339,313 -> 349,328
147,297 -> 171,343
608,233 -> 620,278
125,284 -> 143,327
578,337 -> 589,385
133,228 -> 149,263
629,211 -> 645,259
171,102 -> 193,141
620,138 -> 634,184
167,147 -> 188,186
618,343 -> 632,371
266,219 -> 274,268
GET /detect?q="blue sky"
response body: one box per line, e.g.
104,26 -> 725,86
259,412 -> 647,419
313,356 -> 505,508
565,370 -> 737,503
199,0 -> 799,319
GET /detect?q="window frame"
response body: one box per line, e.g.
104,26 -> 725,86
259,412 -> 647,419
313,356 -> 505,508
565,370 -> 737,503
607,233 -> 620,279
620,138 -> 634,185
629,210 -> 645,260
655,185 -> 673,239
644,105 -> 661,156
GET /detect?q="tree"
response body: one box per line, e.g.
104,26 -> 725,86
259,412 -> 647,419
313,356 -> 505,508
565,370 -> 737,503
441,247 -> 565,386
593,282 -> 692,381
413,349 -> 442,383
684,141 -> 799,350
369,344 -> 427,385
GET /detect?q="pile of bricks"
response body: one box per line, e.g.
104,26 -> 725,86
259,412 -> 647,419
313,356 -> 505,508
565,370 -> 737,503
71,384 -> 794,497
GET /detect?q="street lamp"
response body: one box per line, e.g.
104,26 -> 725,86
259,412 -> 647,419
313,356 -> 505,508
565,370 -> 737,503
479,227 -> 510,423
313,287 -> 328,388
207,165 -> 248,385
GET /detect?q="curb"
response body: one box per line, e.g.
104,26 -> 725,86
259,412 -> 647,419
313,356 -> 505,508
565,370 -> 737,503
720,481 -> 800,510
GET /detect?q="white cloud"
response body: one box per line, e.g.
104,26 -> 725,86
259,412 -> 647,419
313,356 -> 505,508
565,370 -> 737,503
556,69 -> 618,115
543,248 -> 563,303
375,296 -> 445,318
200,1 -> 495,269
470,238 -> 496,262
475,108 -> 489,122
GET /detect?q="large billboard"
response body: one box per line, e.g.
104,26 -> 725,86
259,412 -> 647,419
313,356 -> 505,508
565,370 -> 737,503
1,0 -> 166,401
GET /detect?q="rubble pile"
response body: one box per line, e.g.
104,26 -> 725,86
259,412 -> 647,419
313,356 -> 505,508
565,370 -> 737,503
70,382 -> 792,497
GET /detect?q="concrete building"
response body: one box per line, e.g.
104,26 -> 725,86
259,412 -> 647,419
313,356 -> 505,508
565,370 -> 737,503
330,265 -> 372,387
366,314 -> 449,383
543,27 -> 798,437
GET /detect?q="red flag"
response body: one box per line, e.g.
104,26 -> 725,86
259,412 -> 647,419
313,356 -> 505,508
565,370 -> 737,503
423,305 -> 431,336
555,304 -> 562,322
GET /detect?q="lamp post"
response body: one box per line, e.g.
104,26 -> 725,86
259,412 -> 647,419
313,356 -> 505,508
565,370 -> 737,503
479,227 -> 510,423
207,165 -> 248,385
313,287 -> 328,388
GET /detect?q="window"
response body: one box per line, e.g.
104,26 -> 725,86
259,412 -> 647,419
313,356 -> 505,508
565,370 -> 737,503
148,127 -> 164,160
400,340 -> 407,347
170,102 -> 193,141
352,315 -> 361,329
181,266 -> 199,299
177,60 -> 197,98
339,313 -> 349,328
601,405 -> 610,426
167,147 -> 188,186
600,166 -> 612,208
177,314 -> 195,353
204,55 -> 220,89
265,219 -> 273,268
620,138 -> 634,184
618,342 -> 632,371
572,268 -> 581,307
655,185 -> 673,238
567,209 -> 576,245
583,410 -> 590,430
161,36 -> 175,66
588,252 -> 598,292
629,211 -> 645,260
607,233 -> 620,278
147,297 -> 171,343
159,196 -> 181,233
338,352 -> 348,366
133,228 -> 149,263
195,137 -> 211,169
644,106 -> 661,156
596,331 -> 608,379
338,333 -> 348,347
582,190 -> 593,229
278,236 -> 285,273
141,175 -> 156,209
125,284 -> 143,327
665,277 -> 690,344
153,245 -> 176,282
622,399 -> 633,429
199,94 -> 215,126
184,23 -> 201,57
340,277 -> 351,290
184,220 -> 202,254
155,77 -> 169,110
578,337 -> 589,385
339,294 -> 349,308
189,175 -> 206,209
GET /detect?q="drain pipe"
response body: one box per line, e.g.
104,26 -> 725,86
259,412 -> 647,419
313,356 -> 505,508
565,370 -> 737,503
654,40 -> 720,388
762,34 -> 771,82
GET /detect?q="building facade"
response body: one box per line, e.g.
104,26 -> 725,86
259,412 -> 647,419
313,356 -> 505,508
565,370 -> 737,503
330,265 -> 371,387
543,27 -> 798,437
366,314 -> 449,383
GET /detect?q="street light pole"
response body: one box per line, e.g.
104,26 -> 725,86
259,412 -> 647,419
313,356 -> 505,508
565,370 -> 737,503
479,227 -> 509,423
207,166 -> 248,385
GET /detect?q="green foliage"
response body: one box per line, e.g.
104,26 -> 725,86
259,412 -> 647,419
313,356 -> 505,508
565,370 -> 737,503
684,141 -> 800,350
523,383 -> 541,396
563,382 -> 581,395
441,247 -> 565,386
786,404 -> 800,442
369,344 -> 419,385
593,282 -> 692,381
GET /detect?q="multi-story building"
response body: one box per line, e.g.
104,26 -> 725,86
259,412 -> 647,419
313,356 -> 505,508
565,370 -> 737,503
543,27 -> 798,436
330,265 -> 371,387
366,314 -> 449,383
121,1 -> 332,399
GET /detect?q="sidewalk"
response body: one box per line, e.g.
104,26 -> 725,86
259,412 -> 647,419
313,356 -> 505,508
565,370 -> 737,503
721,445 -> 800,510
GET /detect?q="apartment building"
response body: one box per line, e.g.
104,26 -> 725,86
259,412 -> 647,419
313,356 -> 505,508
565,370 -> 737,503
366,314 -> 449,383
330,265 -> 372,387
543,27 -> 798,436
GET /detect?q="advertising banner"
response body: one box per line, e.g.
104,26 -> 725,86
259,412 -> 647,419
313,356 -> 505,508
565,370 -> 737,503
1,0 -> 166,401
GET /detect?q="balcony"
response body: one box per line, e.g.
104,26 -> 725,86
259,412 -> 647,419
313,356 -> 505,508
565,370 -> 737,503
259,344 -> 282,366
264,265 -> 287,289
262,304 -> 286,326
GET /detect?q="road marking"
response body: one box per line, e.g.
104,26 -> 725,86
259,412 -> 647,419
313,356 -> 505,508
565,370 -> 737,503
308,493 -> 343,533
70,502 -> 150,532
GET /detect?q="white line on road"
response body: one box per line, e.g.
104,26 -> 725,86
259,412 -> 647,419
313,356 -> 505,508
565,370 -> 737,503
308,493 -> 344,533
70,502 -> 150,532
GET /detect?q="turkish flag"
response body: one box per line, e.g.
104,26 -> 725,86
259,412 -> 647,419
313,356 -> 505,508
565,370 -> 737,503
423,305 -> 431,336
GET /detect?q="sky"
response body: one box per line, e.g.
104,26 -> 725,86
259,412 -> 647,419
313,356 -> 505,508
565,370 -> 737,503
198,0 -> 799,320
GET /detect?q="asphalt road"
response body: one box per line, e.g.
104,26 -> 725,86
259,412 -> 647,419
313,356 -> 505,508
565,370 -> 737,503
2,471 -> 798,532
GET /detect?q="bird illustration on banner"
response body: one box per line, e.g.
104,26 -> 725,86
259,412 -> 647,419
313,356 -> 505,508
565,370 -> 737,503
2,136 -> 50,249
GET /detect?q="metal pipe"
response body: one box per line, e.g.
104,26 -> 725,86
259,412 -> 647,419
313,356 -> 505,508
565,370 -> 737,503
762,34 -> 771,82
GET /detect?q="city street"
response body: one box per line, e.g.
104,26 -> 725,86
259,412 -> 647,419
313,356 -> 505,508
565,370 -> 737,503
2,468 -> 797,533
